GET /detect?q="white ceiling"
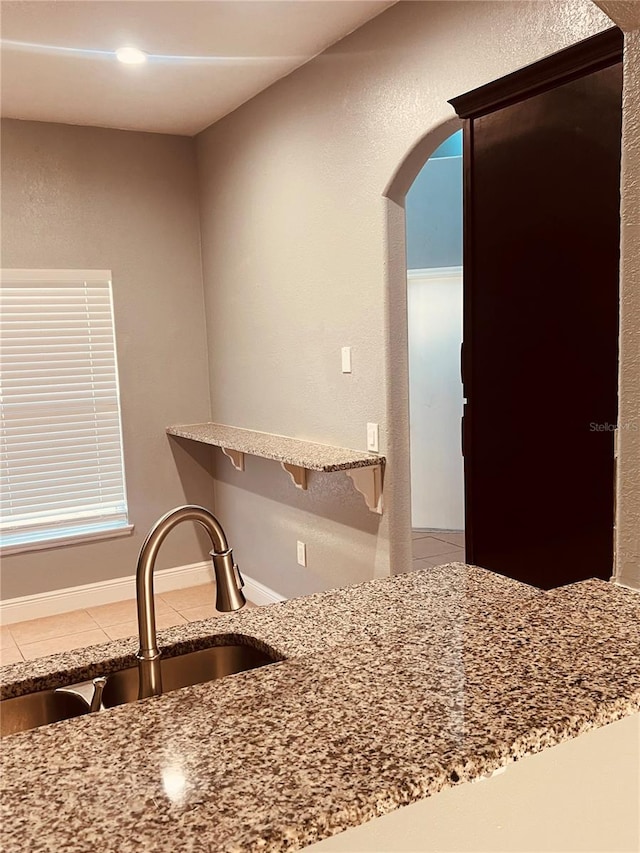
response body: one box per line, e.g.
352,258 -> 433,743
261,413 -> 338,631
0,0 -> 395,136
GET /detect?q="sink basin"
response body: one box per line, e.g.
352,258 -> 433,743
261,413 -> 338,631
0,640 -> 282,735
102,643 -> 280,708
1,689 -> 90,737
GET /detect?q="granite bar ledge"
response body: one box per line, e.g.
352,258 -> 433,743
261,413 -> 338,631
166,422 -> 385,472
167,421 -> 386,510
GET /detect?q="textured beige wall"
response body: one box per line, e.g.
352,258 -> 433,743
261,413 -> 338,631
595,2 -> 640,589
596,1 -> 640,31
596,0 -> 640,589
616,29 -> 640,590
196,0 -> 611,598
1,120 -> 214,599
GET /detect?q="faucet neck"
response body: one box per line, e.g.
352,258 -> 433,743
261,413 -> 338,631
135,505 -> 241,661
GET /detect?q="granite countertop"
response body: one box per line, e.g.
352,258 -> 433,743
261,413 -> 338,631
1,564 -> 639,853
166,422 -> 384,472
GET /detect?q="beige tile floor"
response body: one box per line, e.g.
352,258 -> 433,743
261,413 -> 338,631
0,584 -> 257,666
412,529 -> 465,570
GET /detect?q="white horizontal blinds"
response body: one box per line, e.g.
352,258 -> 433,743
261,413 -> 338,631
0,271 -> 129,548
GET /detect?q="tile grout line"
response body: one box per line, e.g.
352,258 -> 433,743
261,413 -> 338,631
5,596 -> 175,639
413,536 -> 465,547
2,582 -> 268,662
8,608 -> 106,650
5,596 -> 221,658
17,627 -> 112,661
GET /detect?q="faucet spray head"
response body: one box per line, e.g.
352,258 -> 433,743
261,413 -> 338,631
211,549 -> 246,611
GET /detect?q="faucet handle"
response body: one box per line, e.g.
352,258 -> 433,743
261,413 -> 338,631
89,677 -> 107,713
211,549 -> 246,611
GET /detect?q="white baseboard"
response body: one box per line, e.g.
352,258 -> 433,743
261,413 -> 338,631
242,574 -> 286,607
613,578 -> 640,594
0,562 -> 285,625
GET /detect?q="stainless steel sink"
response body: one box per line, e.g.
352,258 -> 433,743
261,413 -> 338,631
1,640 -> 282,736
1,688 -> 90,737
102,643 -> 279,708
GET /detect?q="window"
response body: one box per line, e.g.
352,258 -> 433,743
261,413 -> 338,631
0,270 -> 131,553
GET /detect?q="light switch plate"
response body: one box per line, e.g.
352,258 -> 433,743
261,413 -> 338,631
296,540 -> 307,567
341,346 -> 352,374
367,422 -> 379,453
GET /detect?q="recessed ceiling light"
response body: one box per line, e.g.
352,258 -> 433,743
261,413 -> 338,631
115,46 -> 148,65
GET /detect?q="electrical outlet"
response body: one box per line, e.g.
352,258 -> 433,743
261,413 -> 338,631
367,422 -> 379,453
296,540 -> 307,567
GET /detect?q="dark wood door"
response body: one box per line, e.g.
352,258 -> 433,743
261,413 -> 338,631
451,32 -> 622,589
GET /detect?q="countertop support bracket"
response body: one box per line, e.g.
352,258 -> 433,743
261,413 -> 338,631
281,462 -> 308,490
221,447 -> 245,472
346,465 -> 383,514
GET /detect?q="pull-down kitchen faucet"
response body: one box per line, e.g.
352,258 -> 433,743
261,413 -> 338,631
135,505 -> 246,699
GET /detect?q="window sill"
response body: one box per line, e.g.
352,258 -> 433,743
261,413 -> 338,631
0,524 -> 135,557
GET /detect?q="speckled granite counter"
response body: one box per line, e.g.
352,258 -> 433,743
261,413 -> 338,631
1,565 -> 639,853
